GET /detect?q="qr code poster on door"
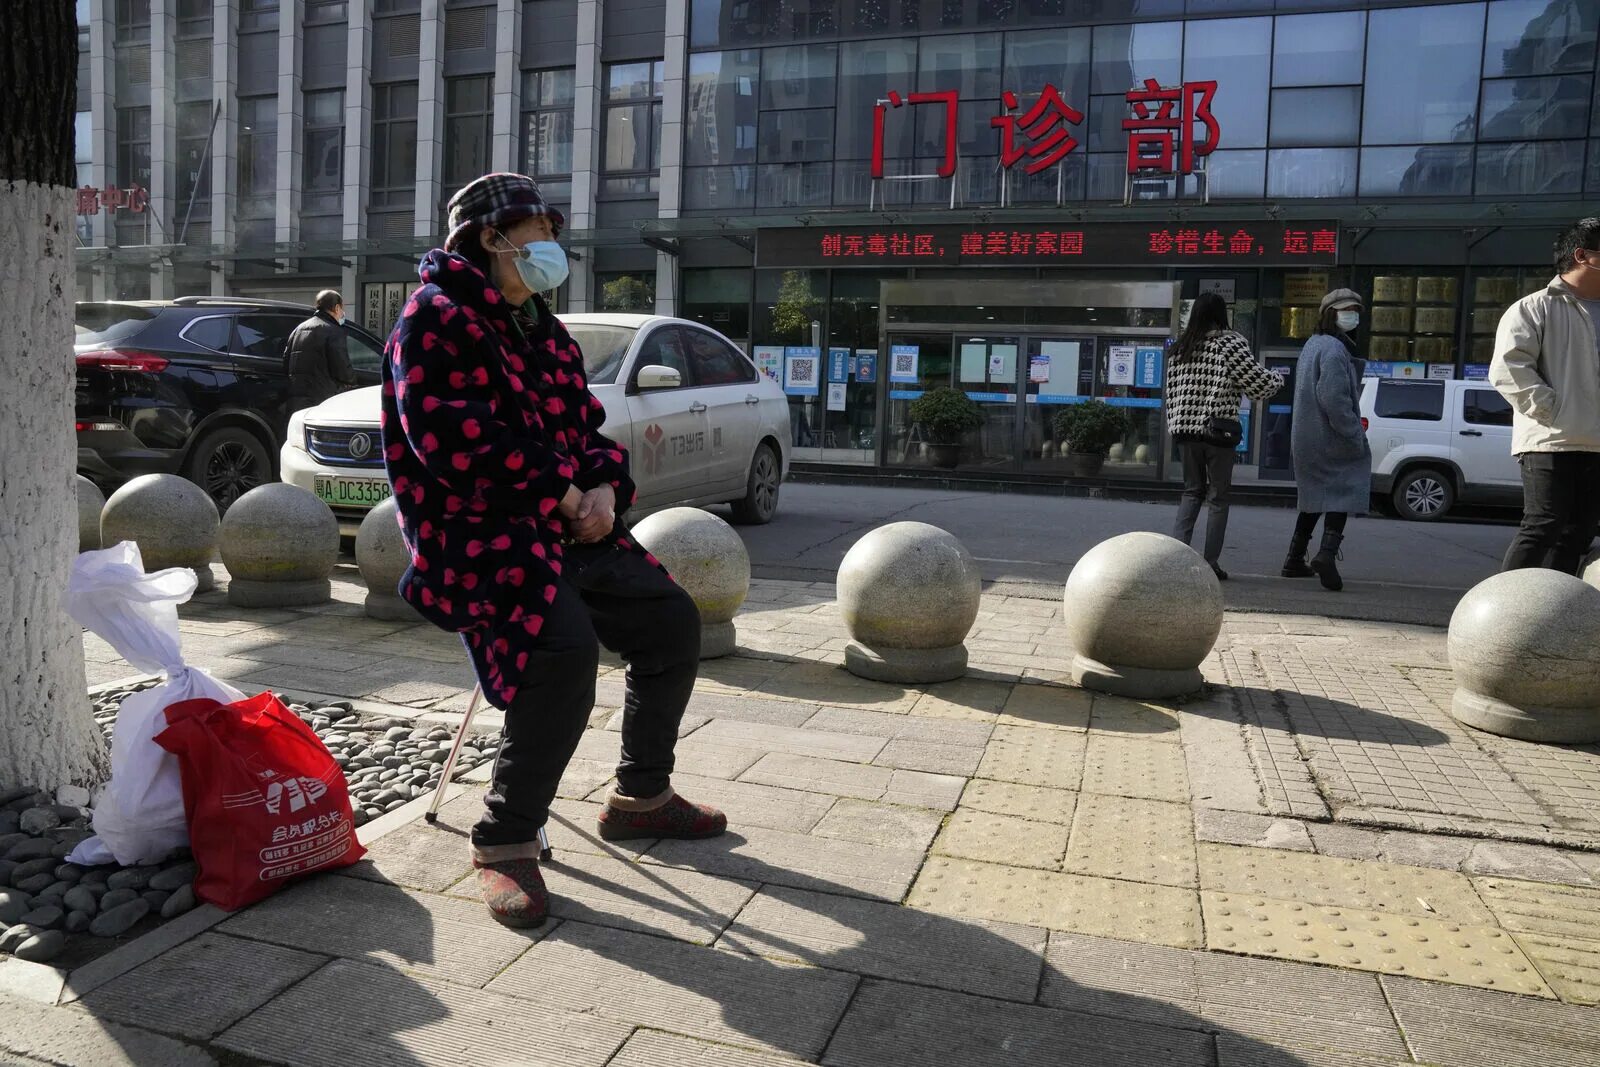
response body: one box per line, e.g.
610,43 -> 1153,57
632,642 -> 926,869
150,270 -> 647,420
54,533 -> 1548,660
784,347 -> 821,396
889,344 -> 920,383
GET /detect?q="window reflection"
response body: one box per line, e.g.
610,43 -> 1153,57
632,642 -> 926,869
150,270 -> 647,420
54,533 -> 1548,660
1272,10 -> 1365,87
1091,21 -> 1181,95
1479,75 -> 1593,141
1267,148 -> 1357,198
686,51 -> 759,167
1270,87 -> 1360,147
1183,17 -> 1270,148
1475,140 -> 1586,195
1363,4 -> 1484,145
1359,145 -> 1474,197
1484,0 -> 1598,78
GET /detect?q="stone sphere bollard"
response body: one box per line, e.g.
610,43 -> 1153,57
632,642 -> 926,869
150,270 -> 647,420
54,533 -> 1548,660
218,483 -> 339,607
1581,549 -> 1600,591
1448,569 -> 1600,743
357,497 -> 418,622
838,522 -> 982,683
100,474 -> 221,592
631,507 -> 751,658
76,475 -> 105,552
1064,531 -> 1221,698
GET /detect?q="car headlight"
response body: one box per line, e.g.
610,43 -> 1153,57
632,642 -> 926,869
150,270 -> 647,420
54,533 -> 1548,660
286,411 -> 308,453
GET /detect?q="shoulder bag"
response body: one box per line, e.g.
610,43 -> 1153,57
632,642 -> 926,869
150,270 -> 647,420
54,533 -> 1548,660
1198,333 -> 1242,448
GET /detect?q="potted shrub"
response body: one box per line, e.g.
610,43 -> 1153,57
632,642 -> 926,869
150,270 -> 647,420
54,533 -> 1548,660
909,387 -> 983,469
1052,401 -> 1130,477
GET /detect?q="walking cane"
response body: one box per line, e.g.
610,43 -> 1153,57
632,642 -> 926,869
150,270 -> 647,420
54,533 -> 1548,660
424,683 -> 551,861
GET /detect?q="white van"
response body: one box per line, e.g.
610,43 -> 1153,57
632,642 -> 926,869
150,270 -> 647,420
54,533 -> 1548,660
1359,377 -> 1520,521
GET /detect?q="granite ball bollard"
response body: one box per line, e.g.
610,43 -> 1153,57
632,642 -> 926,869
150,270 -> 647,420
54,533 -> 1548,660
1448,569 -> 1600,743
356,497 -> 418,621
100,474 -> 221,592
76,475 -> 105,552
218,483 -> 340,607
1581,549 -> 1600,591
837,522 -> 982,683
1064,531 -> 1222,699
629,507 -> 750,658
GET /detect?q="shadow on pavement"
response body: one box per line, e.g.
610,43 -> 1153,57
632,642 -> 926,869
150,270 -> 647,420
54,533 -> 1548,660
1196,685 -> 1451,748
517,813 -> 1369,1067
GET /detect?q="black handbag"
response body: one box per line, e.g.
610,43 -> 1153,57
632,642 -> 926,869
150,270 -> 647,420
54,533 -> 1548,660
1200,415 -> 1242,449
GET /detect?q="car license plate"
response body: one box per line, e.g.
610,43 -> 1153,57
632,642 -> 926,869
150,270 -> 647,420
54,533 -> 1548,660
313,475 -> 392,509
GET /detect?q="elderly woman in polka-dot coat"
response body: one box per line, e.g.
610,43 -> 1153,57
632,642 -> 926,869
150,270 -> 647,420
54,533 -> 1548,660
381,173 -> 726,927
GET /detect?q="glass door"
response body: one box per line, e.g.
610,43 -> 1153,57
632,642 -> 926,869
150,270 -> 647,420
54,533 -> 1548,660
1022,336 -> 1096,474
885,332 -> 954,466
885,332 -> 1022,470
954,334 -> 1020,471
1095,337 -> 1168,478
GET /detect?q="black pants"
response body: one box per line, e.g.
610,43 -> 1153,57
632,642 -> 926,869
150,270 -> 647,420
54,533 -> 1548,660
1172,440 -> 1236,564
1294,511 -> 1348,541
472,541 -> 702,847
1501,451 -> 1600,574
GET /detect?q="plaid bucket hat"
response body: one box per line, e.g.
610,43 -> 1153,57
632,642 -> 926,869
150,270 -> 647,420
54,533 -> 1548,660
443,173 -> 565,252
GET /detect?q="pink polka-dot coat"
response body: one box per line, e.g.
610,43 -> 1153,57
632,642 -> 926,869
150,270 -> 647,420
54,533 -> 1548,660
379,249 -> 665,709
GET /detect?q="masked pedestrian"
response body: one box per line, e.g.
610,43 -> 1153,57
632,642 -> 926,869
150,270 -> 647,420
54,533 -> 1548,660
380,173 -> 726,928
1283,289 -> 1372,591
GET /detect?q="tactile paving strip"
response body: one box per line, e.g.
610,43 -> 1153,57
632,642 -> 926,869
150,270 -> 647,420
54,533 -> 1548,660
933,807 -> 1069,870
1473,878 -> 1600,1005
910,855 -> 1202,948
1473,878 -> 1600,941
1079,734 -> 1189,803
996,683 -> 1091,732
1198,843 -> 1497,924
1087,695 -> 1182,742
975,724 -> 1086,789
1201,891 -> 1554,998
1063,793 -> 1198,888
959,779 -> 1079,826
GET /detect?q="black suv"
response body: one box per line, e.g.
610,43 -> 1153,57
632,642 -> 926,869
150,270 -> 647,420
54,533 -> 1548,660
75,297 -> 386,511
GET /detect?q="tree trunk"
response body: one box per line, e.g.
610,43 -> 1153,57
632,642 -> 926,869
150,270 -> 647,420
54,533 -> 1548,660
0,0 -> 107,793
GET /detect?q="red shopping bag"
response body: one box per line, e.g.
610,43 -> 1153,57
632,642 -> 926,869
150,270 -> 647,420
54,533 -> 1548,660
154,692 -> 365,911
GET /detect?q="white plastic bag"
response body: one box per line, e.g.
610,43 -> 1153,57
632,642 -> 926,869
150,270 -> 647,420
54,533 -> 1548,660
64,541 -> 245,866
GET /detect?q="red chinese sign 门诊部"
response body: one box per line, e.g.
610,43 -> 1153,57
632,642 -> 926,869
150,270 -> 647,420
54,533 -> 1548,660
757,222 -> 1339,268
76,185 -> 149,216
870,79 -> 1219,180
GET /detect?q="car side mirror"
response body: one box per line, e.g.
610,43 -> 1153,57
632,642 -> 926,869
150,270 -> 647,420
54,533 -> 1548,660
636,365 -> 682,390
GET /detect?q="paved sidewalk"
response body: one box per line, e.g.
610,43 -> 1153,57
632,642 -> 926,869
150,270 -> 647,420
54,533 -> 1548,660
10,564 -> 1599,1065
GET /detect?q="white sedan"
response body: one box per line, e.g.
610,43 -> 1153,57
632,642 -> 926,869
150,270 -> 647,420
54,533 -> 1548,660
281,314 -> 790,533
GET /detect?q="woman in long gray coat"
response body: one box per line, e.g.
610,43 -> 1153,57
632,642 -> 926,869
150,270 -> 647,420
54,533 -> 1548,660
1285,288 -> 1371,591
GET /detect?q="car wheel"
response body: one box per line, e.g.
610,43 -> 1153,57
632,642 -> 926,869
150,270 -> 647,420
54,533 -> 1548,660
185,426 -> 273,514
1392,467 -> 1455,521
729,443 -> 781,525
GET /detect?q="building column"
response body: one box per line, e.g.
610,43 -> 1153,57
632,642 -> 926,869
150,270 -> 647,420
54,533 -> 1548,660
654,0 -> 687,315
568,0 -> 604,311
490,0 -> 522,173
87,0 -> 115,296
413,0 -> 446,240
275,0 -> 305,257
148,0 -> 177,297
342,0 -> 374,318
210,0 -> 240,295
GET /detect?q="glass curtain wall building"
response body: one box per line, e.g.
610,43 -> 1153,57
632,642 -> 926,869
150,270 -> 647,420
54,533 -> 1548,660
76,0 -> 1599,480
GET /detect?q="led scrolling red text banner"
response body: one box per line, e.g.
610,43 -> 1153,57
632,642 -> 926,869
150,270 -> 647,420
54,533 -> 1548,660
871,79 -> 1220,179
758,222 -> 1340,268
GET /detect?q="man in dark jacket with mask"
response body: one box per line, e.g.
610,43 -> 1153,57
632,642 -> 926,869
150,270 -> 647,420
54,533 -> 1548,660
286,290 -> 358,413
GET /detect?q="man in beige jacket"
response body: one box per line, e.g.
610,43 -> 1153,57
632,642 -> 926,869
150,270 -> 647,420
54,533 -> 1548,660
1490,218 -> 1600,574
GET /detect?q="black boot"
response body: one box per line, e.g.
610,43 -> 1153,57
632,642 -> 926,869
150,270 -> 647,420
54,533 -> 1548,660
1309,530 -> 1344,591
1281,528 -> 1314,578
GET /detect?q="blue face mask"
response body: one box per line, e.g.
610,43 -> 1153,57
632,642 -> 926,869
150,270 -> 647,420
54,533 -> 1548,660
494,234 -> 569,293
